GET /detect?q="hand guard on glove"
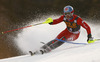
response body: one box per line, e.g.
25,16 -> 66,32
87,34 -> 94,43
43,18 -> 53,24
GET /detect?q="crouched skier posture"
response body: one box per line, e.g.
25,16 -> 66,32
33,5 -> 94,55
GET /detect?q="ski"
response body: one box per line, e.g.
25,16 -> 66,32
40,42 -> 46,44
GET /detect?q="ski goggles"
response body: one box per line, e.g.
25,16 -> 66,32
64,12 -> 73,16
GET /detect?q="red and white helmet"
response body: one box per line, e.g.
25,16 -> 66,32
64,5 -> 74,14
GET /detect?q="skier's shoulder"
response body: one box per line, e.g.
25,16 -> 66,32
59,15 -> 65,18
73,14 -> 84,25
73,14 -> 83,21
57,15 -> 65,20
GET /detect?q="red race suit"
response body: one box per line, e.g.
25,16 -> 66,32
50,14 -> 91,41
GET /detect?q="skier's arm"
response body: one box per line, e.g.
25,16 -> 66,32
77,18 -> 91,35
49,15 -> 64,25
77,18 -> 94,43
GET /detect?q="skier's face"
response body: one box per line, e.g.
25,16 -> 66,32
64,12 -> 73,19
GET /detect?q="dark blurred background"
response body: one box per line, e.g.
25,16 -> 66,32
0,0 -> 100,59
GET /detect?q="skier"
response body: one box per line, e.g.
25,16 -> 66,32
30,5 -> 94,55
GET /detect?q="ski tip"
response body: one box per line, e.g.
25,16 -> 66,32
40,42 -> 45,44
29,51 -> 36,56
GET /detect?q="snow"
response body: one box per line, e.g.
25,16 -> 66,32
0,15 -> 100,62
0,42 -> 100,62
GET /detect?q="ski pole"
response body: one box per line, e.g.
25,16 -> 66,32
1,22 -> 43,34
95,39 -> 100,41
1,17 -> 53,34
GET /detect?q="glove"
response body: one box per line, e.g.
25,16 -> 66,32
43,18 -> 53,24
87,34 -> 94,43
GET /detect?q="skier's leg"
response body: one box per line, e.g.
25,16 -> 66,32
41,29 -> 67,53
41,36 -> 66,53
34,29 -> 67,54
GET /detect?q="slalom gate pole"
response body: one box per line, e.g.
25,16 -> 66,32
1,22 -> 43,34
